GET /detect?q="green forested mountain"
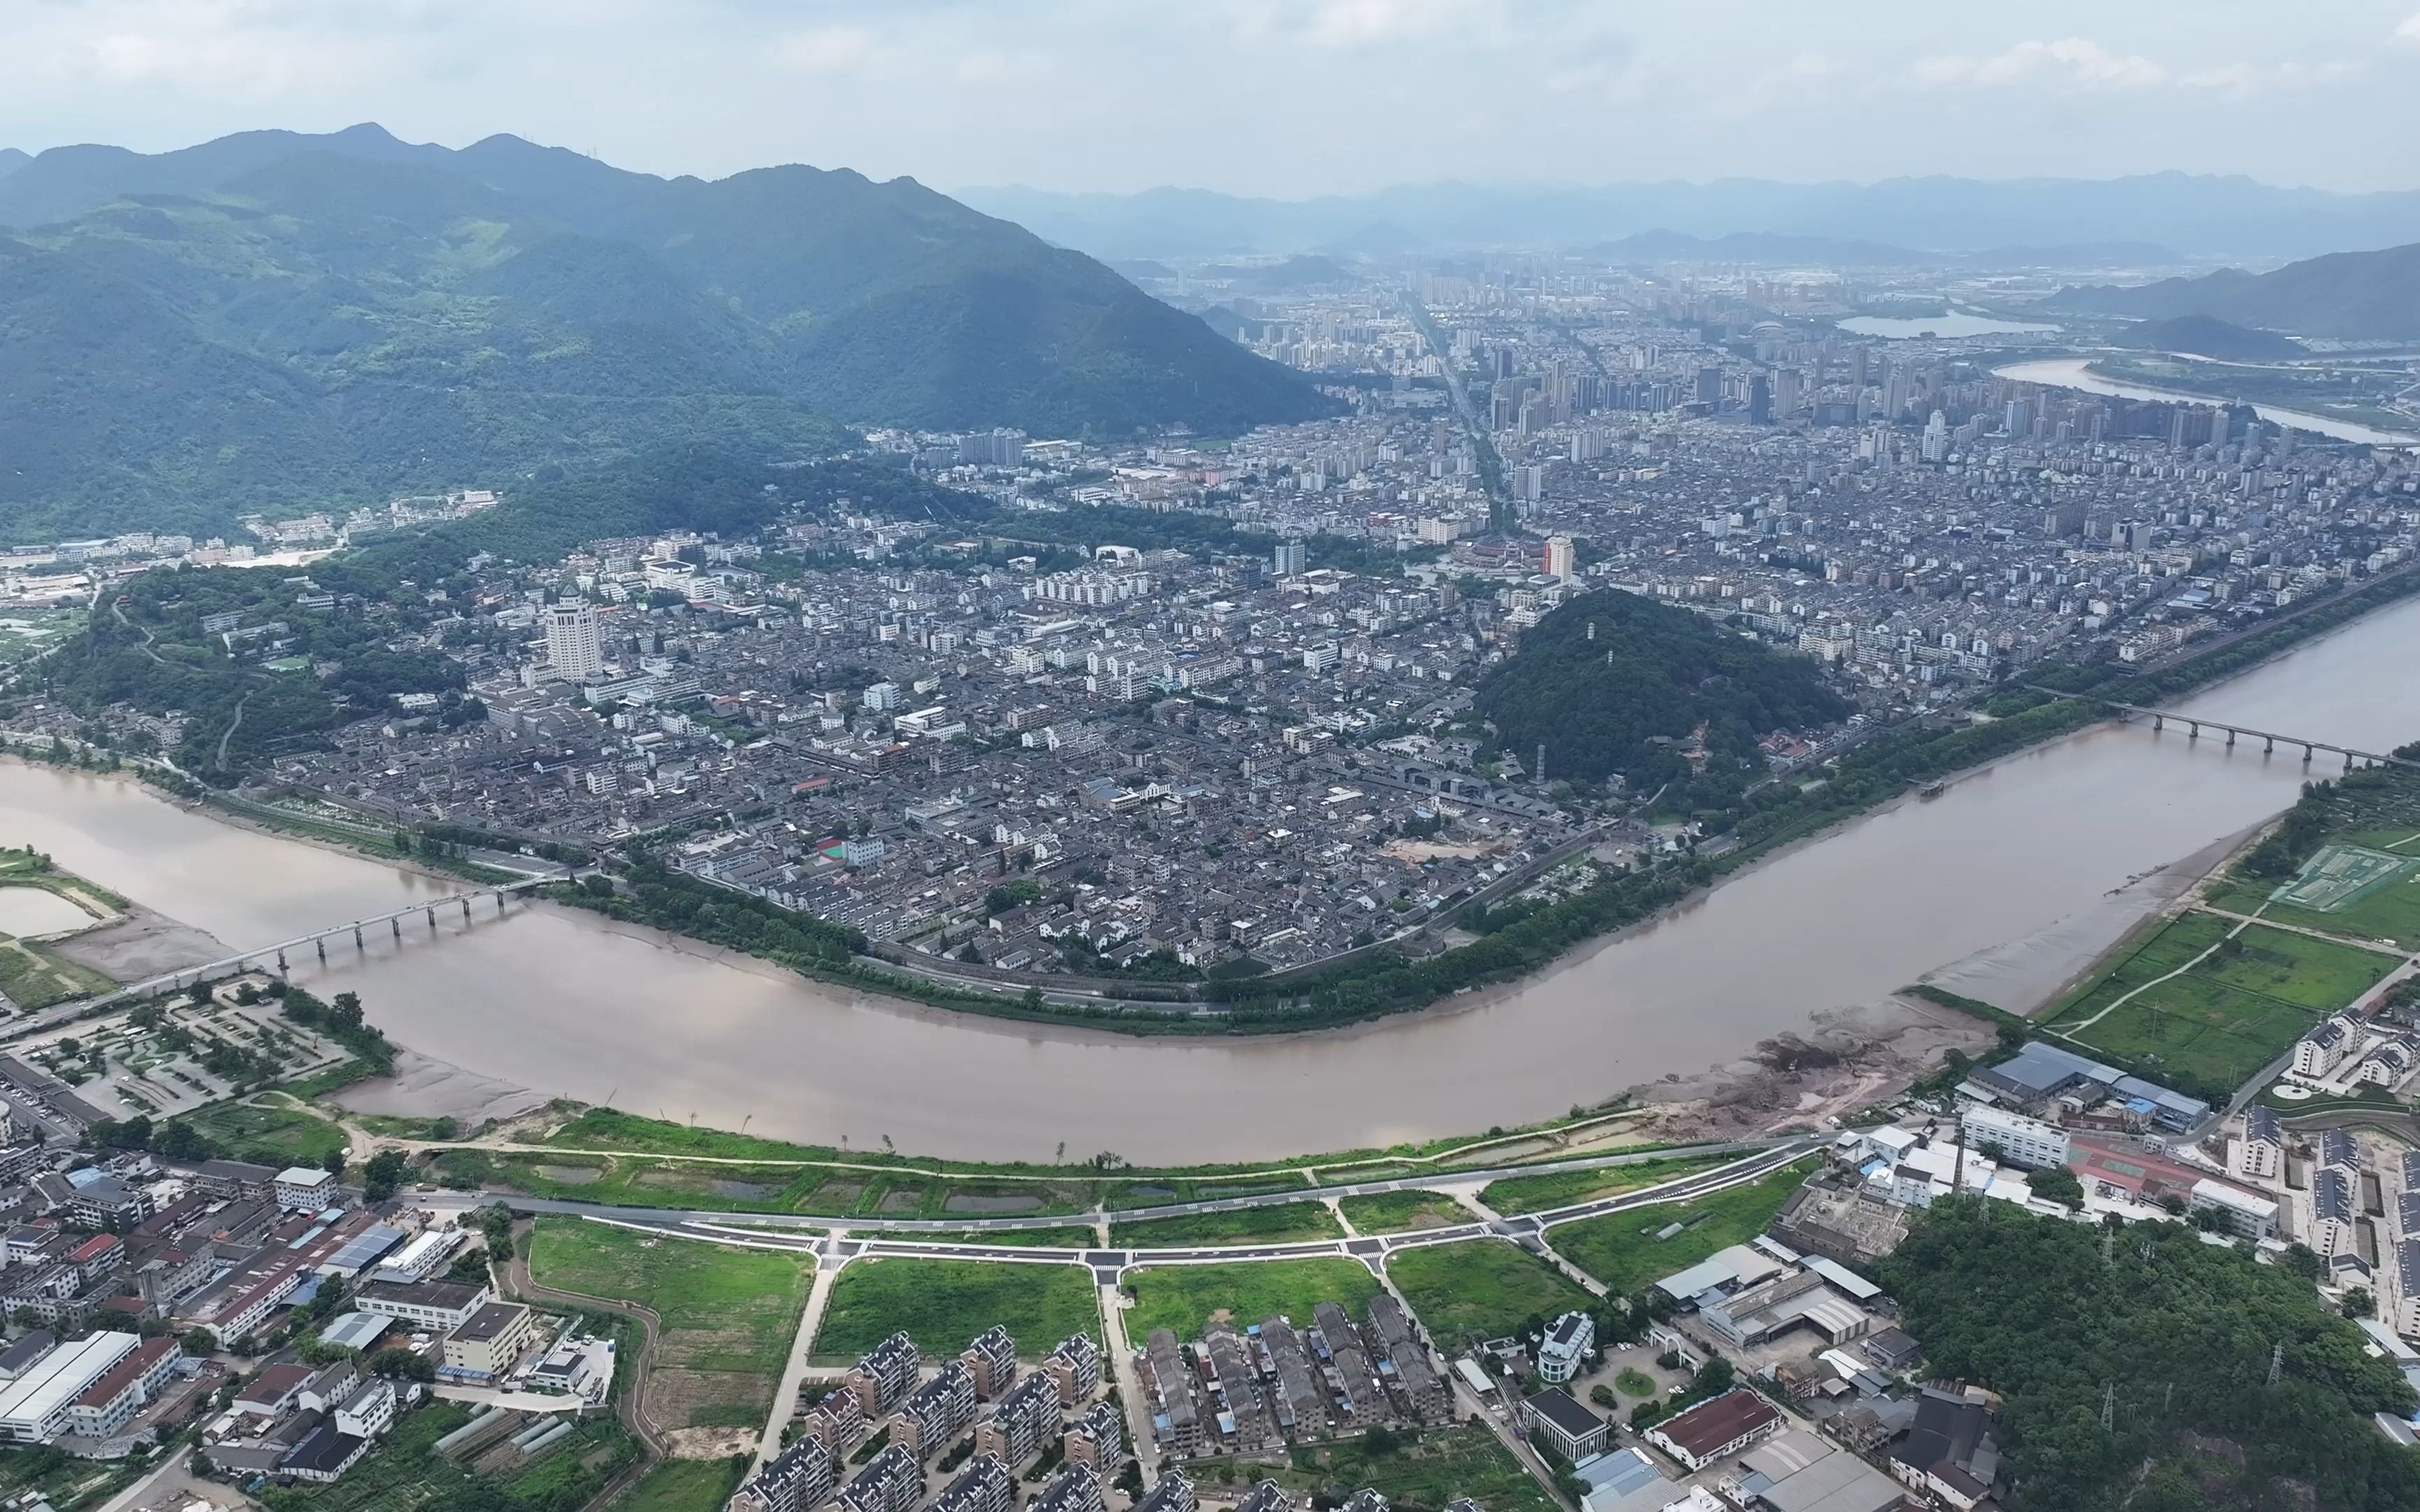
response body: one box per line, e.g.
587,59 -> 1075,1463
0,125 -> 1333,541
1472,590 -> 1847,794
2052,241 -> 2420,339
1884,1200 -> 2419,1511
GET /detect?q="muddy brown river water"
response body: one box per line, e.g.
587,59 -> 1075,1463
6,594 -> 2420,1161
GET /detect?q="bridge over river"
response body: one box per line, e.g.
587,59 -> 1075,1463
2024,686 -> 2420,772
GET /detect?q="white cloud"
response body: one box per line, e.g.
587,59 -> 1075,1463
2399,10 -> 2420,45
2176,59 -> 2363,96
1914,37 -> 2169,92
773,24 -> 877,74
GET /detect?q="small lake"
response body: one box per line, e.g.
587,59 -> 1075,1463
1837,312 -> 2060,340
0,886 -> 97,937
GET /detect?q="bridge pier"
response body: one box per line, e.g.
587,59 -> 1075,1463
2226,729 -> 2236,748
2303,744 -> 2314,764
2264,736 -> 2274,755
2153,713 -> 2164,732
354,923 -> 364,948
316,939 -> 326,965
391,917 -> 402,941
459,897 -> 471,923
2346,750 -> 2356,772
425,906 -> 436,932
496,892 -> 507,916
275,949 -> 288,975
2188,721 -> 2200,740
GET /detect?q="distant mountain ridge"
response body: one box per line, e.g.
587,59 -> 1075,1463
957,175 -> 2420,262
2050,242 -> 2420,340
0,124 -> 1333,541
0,148 -> 29,182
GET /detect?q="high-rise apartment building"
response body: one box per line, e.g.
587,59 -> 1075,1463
545,603 -> 604,682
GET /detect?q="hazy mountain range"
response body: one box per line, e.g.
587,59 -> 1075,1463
957,175 -> 2420,263
0,125 -> 1332,541
2050,243 -> 2420,341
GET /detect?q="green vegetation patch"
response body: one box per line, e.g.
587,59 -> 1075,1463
170,1098 -> 346,1167
1384,1240 -> 1595,1347
1337,1191 -> 1473,1234
1882,1198 -> 2419,1511
1225,1424 -> 1555,1512
0,937 -> 114,1010
1111,1201 -> 1344,1248
529,1218 -> 813,1427
1548,1160 -> 1812,1296
1477,1153 -> 1737,1215
610,1457 -> 750,1512
2038,909 -> 2396,1093
258,1399 -> 636,1512
814,1259 -> 1099,1363
1123,1259 -> 1380,1342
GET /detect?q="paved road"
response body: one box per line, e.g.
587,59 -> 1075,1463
525,1141 -> 1821,1278
428,1135 -> 1797,1241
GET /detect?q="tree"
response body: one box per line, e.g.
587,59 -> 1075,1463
181,1327 -> 218,1357
2024,1165 -> 2085,1211
368,1346 -> 436,1382
2344,1287 -> 2375,1320
322,1147 -> 347,1180
153,1120 -> 215,1161
363,1149 -> 410,1201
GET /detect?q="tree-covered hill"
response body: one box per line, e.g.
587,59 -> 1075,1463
1471,590 -> 1847,795
0,125 -> 1335,542
2051,241 -> 2420,340
1884,1199 -> 2419,1511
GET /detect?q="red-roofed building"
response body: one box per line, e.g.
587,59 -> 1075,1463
1643,1388 -> 1781,1471
64,1336 -> 178,1438
65,1235 -> 123,1287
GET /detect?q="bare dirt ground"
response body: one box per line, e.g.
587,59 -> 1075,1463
46,902 -> 228,981
662,1427 -> 758,1460
329,1045 -> 553,1127
1629,993 -> 1996,1142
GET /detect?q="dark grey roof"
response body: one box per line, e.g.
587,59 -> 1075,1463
280,1422 -> 366,1475
1524,1386 -> 1601,1438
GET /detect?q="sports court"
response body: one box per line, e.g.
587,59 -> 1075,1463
2272,844 -> 2413,913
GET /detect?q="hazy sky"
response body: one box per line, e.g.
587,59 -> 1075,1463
5,1 -> 2420,196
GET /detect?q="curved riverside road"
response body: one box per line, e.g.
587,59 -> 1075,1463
458,1140 -> 1822,1280
422,1135 -> 1798,1239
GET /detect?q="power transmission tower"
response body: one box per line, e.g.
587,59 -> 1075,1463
2100,1382 -> 2114,1432
2267,1343 -> 2283,1388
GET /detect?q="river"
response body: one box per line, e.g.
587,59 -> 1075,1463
1836,312 -> 2060,340
8,597 -> 2420,1161
1994,356 -> 2420,447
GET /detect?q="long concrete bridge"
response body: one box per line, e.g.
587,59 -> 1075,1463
83,876 -> 568,1011
2024,686 -> 2420,773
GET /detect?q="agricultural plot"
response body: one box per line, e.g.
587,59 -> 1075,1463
529,1217 -> 814,1429
2039,911 -> 2398,1093
1548,1160 -> 1813,1297
1383,1240 -> 1594,1347
1235,1424 -> 1555,1512
813,1259 -> 1098,1363
1477,1152 -> 1736,1215
1337,1190 -> 1473,1234
1122,1259 -> 1379,1342
1110,1201 -> 1343,1247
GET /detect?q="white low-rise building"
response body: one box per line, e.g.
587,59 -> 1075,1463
1960,1107 -> 2071,1170
0,1332 -> 140,1444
